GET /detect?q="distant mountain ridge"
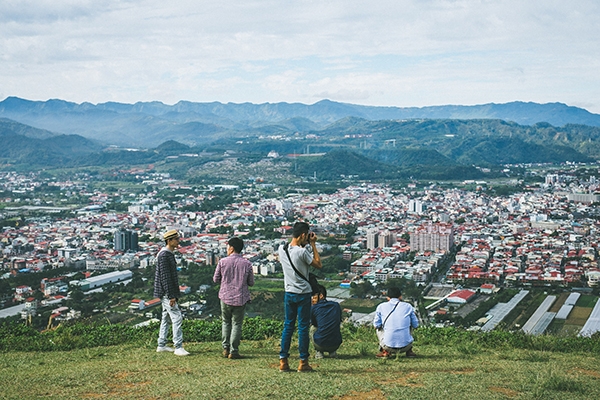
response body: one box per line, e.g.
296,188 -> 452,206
0,117 -> 56,140
1,97 -> 600,175
1,97 -> 600,148
0,119 -> 102,164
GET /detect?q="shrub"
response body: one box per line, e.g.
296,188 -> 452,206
1,319 -> 600,354
415,326 -> 600,353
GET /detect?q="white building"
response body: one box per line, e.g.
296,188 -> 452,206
74,270 -> 133,291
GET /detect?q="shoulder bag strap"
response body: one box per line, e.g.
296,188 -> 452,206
382,301 -> 400,329
284,243 -> 310,283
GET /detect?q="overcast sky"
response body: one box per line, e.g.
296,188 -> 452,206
1,0 -> 599,112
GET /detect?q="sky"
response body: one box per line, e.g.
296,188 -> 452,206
1,0 -> 599,113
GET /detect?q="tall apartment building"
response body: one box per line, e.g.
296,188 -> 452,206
205,249 -> 220,266
545,174 -> 560,185
114,230 -> 139,252
366,229 -> 396,250
410,222 -> 454,252
378,230 -> 396,248
408,199 -> 424,214
366,229 -> 378,250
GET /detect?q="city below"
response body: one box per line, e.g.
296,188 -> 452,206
1,163 -> 599,339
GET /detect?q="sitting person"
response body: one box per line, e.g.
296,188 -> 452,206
373,286 -> 418,358
311,284 -> 342,359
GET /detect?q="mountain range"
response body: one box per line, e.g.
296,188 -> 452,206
1,97 -> 599,176
1,97 -> 600,148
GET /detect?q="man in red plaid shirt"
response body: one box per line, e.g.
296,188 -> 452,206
213,236 -> 255,359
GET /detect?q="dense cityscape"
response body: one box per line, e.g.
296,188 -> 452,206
1,161 -> 599,338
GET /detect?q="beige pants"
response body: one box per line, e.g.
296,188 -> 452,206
376,329 -> 413,353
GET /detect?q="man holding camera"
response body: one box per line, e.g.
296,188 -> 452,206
373,286 -> 418,358
278,221 -> 322,372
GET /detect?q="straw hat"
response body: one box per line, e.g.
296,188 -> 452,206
163,229 -> 179,240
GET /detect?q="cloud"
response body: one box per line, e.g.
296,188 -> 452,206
0,0 -> 598,112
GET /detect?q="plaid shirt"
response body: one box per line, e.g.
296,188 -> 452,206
154,247 -> 180,299
213,253 -> 254,306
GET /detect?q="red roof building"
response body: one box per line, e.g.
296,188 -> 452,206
447,289 -> 477,304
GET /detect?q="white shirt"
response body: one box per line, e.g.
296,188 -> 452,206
373,298 -> 419,348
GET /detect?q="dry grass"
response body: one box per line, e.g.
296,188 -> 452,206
549,292 -> 570,313
566,306 -> 593,326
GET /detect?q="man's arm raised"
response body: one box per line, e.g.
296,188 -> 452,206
309,233 -> 322,269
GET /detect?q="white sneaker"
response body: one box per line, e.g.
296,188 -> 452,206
174,348 -> 190,356
314,351 -> 324,359
157,346 -> 175,352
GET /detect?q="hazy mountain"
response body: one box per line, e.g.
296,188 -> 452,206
0,117 -> 56,140
1,97 -> 599,172
0,119 -> 102,165
1,97 -> 600,148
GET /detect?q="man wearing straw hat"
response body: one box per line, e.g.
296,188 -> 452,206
154,229 -> 189,356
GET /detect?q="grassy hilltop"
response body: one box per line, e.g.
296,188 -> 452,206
1,321 -> 600,399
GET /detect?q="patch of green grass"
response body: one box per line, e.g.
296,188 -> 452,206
522,351 -> 552,363
542,375 -> 587,393
340,298 -> 385,313
562,324 -> 585,336
497,350 -> 551,363
576,295 -> 598,308
251,279 -> 285,292
423,298 -> 438,308
546,319 -> 565,335
454,341 -> 482,357
527,365 -> 591,398
2,342 -> 600,399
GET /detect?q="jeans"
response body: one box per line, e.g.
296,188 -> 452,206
158,297 -> 183,349
280,292 -> 312,360
221,300 -> 246,354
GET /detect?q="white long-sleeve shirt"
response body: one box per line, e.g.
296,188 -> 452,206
373,298 -> 419,348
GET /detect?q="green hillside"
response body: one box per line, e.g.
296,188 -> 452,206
447,137 -> 593,165
1,321 -> 600,399
360,148 -> 456,167
293,149 -> 486,181
293,150 -> 391,180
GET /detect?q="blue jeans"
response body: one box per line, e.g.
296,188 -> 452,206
221,300 -> 246,354
158,297 -> 183,349
280,292 -> 312,360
